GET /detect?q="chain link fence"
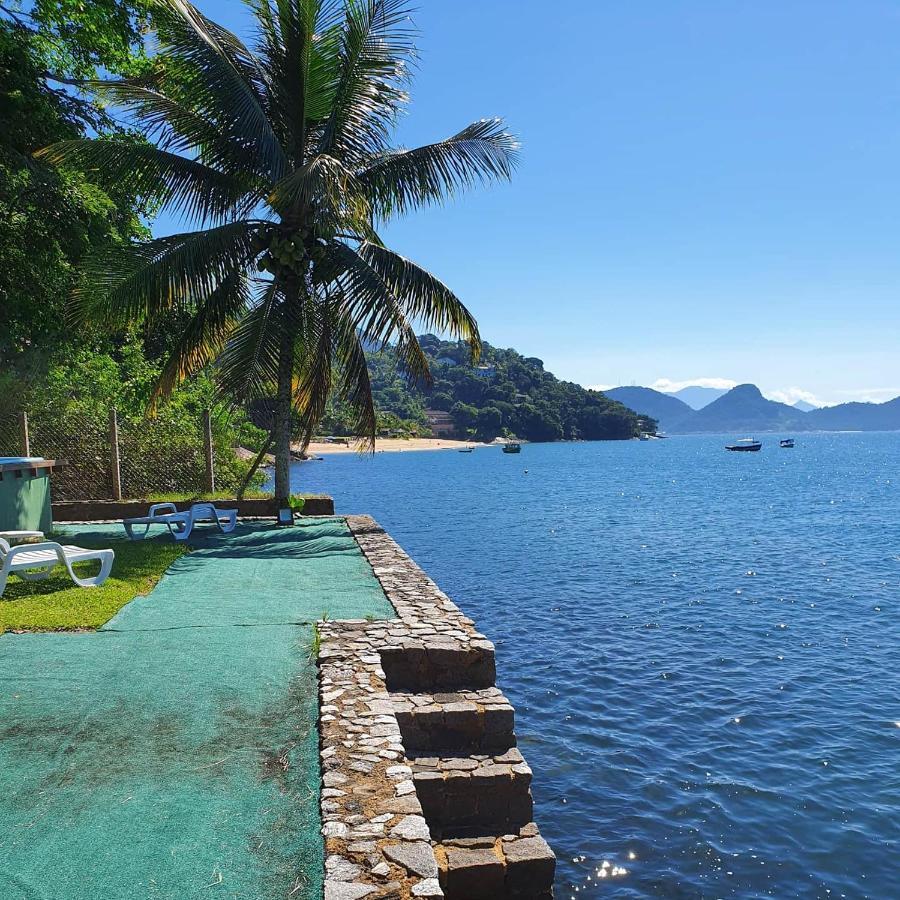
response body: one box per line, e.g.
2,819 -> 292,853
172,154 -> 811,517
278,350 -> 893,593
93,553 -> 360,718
118,416 -> 207,498
0,414 -> 18,458
29,411 -> 113,500
5,409 -> 252,501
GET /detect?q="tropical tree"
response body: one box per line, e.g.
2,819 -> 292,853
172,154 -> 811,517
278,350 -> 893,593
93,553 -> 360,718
38,0 -> 517,502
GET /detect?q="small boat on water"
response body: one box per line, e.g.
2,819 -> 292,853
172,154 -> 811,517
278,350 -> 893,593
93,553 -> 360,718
780,438 -> 795,448
726,437 -> 762,452
639,433 -> 650,441
458,447 -> 474,453
502,442 -> 522,454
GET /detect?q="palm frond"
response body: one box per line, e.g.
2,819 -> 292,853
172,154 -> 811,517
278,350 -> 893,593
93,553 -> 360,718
151,0 -> 288,180
73,221 -> 266,325
153,269 -> 252,403
330,302 -> 377,449
357,241 -> 481,358
249,0 -> 344,163
318,0 -> 416,164
292,290 -> 335,445
358,118 -> 519,218
37,138 -> 259,225
322,241 -> 433,384
87,78 -> 271,181
267,153 -> 370,232
216,279 -> 284,400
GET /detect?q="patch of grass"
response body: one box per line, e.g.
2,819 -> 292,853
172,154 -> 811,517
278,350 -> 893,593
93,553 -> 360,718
141,491 -> 330,503
0,537 -> 187,634
143,491 -> 272,502
308,624 -> 321,660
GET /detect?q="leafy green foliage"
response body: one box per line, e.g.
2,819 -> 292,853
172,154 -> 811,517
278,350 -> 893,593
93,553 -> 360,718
0,0 -> 266,494
8,0 -> 151,81
0,24 -> 151,377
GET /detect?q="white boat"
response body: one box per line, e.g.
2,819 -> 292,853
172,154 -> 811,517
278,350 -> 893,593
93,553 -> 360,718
725,437 -> 762,452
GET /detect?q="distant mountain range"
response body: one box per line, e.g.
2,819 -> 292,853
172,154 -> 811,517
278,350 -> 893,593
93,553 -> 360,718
605,383 -> 900,433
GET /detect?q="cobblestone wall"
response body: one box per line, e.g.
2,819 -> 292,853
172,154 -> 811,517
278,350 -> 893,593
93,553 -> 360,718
318,516 -> 555,900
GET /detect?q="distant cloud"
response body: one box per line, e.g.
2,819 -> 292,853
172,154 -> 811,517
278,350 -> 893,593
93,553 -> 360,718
833,387 -> 900,403
766,387 -> 825,407
651,377 -> 738,393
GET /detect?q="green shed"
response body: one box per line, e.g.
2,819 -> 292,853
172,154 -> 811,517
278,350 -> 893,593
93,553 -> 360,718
0,459 -> 57,534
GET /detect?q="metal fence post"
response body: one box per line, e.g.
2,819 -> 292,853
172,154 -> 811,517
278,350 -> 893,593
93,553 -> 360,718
19,411 -> 29,456
109,408 -> 123,500
202,409 -> 215,495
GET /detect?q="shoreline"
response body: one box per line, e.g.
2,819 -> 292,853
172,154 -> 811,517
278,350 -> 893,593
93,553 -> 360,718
298,437 -> 495,455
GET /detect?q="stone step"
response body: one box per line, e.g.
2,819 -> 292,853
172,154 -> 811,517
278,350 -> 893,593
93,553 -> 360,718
392,687 -> 516,754
410,749 -> 534,839
380,637 -> 496,691
435,825 -> 556,900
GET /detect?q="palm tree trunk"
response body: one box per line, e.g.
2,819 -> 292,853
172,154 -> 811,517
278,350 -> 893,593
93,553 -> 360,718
273,320 -> 295,506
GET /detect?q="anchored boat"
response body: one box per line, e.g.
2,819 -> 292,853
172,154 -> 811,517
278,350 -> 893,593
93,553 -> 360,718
726,437 -> 762,452
780,438 -> 795,448
502,442 -> 522,454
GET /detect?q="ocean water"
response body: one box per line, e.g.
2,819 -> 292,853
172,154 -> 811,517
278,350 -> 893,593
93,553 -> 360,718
290,434 -> 900,898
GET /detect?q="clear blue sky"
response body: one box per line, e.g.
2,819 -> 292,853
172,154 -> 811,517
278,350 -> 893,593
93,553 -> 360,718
162,1 -> 900,407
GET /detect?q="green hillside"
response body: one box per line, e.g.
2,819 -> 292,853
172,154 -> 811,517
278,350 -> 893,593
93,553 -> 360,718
321,335 -> 652,443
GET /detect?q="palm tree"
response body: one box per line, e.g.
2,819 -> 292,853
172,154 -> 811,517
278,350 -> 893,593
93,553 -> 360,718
39,0 -> 517,503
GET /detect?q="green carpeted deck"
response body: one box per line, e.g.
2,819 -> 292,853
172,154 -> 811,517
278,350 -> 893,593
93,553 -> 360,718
0,519 -> 394,899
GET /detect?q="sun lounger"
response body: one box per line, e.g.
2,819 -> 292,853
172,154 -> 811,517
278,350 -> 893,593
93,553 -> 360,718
187,502 -> 237,535
123,502 -> 237,542
0,537 -> 114,597
123,502 -> 191,541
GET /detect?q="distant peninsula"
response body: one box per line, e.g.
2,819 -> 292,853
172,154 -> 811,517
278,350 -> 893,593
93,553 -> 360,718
605,383 -> 900,433
322,336 -> 654,442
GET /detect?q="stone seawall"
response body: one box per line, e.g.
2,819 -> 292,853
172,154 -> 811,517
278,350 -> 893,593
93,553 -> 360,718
318,516 -> 555,900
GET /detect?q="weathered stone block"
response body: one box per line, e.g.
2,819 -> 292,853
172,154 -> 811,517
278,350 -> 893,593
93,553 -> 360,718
412,756 -> 533,838
393,688 -> 517,754
441,846 -> 505,900
502,835 -> 556,896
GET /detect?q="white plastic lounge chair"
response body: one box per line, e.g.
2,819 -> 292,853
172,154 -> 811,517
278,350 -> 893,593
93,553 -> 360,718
0,537 -> 114,598
187,502 -> 237,535
123,502 -> 237,542
123,503 -> 191,541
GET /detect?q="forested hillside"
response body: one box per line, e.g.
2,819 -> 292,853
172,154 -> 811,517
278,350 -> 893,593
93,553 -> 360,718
322,335 -> 651,442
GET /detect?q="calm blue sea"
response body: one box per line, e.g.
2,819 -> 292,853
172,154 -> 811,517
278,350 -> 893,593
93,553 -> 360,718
290,433 -> 900,898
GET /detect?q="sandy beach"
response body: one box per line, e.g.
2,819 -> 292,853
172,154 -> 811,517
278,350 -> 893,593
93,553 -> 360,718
299,438 -> 494,455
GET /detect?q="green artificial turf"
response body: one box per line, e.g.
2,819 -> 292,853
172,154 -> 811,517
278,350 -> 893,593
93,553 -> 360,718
0,537 -> 187,633
0,519 -> 394,899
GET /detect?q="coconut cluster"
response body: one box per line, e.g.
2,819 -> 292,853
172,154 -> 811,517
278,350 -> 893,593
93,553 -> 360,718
253,229 -> 327,276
